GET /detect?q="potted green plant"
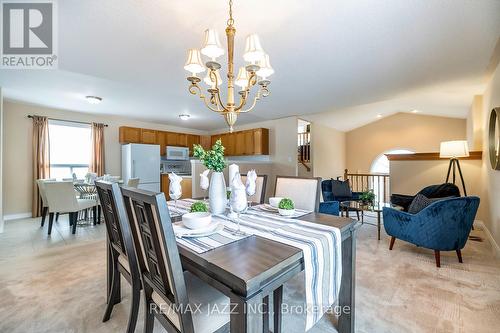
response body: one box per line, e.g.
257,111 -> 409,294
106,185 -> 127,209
190,201 -> 208,213
193,139 -> 227,214
359,189 -> 375,206
278,198 -> 295,217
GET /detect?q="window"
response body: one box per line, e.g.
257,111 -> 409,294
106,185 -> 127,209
49,120 -> 91,180
370,149 -> 415,174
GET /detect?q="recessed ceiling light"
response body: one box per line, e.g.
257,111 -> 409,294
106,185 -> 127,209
85,96 -> 102,104
411,109 -> 419,113
179,114 -> 190,120
377,114 -> 383,118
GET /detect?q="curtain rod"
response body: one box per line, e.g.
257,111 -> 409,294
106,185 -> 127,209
27,115 -> 108,127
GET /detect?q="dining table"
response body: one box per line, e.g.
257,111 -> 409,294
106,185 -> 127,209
106,199 -> 357,333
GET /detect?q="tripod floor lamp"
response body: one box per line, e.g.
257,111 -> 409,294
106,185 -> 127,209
440,140 -> 469,196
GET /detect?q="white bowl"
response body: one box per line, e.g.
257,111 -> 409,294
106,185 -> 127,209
182,212 -> 212,230
269,197 -> 284,208
278,208 -> 295,217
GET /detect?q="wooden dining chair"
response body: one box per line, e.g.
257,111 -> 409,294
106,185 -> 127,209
36,178 -> 56,227
274,176 -> 322,212
95,181 -> 141,333
241,174 -> 268,204
44,181 -> 98,235
121,187 -> 230,333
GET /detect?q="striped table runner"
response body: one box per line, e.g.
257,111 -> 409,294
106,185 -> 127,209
167,199 -> 342,331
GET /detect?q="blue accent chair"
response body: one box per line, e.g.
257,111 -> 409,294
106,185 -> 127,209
319,201 -> 340,216
383,196 -> 480,267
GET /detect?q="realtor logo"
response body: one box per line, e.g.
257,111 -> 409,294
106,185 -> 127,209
1,0 -> 58,68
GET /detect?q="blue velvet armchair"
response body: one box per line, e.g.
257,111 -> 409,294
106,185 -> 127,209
383,197 -> 480,267
318,179 -> 361,216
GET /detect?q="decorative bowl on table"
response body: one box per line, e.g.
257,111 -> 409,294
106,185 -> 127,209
269,197 -> 284,208
278,208 -> 296,217
182,212 -> 212,229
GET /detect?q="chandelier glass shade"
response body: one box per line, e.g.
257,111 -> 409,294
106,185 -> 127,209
184,0 -> 273,132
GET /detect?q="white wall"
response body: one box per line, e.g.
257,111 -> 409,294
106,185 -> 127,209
0,88 -> 4,232
311,122 -> 346,180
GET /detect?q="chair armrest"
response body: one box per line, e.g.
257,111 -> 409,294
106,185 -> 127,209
319,201 -> 340,216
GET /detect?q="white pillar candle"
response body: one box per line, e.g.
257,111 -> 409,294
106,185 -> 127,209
228,164 -> 240,184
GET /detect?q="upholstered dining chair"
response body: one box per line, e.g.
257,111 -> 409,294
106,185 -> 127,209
95,181 -> 141,333
274,176 -> 322,212
240,174 -> 268,204
127,178 -> 140,188
121,187 -> 230,333
36,178 -> 55,227
44,181 -> 98,235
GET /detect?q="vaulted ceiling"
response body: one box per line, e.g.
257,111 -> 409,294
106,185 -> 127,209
1,0 -> 499,131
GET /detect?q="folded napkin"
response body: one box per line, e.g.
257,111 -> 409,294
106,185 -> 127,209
169,173 -> 183,199
245,169 -> 257,196
230,172 -> 247,212
200,169 -> 210,191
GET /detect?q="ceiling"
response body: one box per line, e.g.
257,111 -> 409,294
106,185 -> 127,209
1,0 -> 499,131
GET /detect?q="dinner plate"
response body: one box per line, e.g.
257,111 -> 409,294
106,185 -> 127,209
174,221 -> 222,238
260,204 -> 279,212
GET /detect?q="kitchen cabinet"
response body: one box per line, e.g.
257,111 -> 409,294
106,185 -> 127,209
119,127 -> 142,144
177,133 -> 188,147
161,174 -> 192,200
187,135 -> 200,156
200,135 -> 211,150
141,129 -> 158,144
210,128 -> 269,156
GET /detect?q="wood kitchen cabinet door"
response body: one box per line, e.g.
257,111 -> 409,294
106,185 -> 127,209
141,129 -> 158,144
177,133 -> 188,147
253,128 -> 269,155
244,130 -> 254,155
166,132 -> 178,146
158,131 -> 167,156
187,135 -> 200,156
200,135 -> 212,150
119,127 -> 142,144
234,131 -> 246,155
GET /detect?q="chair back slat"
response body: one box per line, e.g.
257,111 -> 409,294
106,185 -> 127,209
274,176 -> 321,212
95,181 -> 126,255
121,187 -> 192,331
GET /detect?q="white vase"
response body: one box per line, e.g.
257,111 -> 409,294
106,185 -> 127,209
209,171 -> 227,214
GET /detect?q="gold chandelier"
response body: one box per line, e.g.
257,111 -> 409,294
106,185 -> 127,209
184,0 -> 273,132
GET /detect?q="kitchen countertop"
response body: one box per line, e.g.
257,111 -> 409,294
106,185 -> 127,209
161,173 -> 192,178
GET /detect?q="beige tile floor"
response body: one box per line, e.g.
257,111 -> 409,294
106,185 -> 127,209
0,213 -> 499,333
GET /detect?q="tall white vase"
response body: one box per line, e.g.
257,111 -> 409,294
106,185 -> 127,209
209,171 -> 227,214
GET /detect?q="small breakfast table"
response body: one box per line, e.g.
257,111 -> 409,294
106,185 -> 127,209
340,201 -> 394,240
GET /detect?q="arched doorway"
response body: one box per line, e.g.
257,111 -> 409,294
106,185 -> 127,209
370,149 -> 414,202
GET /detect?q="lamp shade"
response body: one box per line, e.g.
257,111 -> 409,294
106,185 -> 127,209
235,67 -> 250,89
184,49 -> 205,75
243,34 -> 265,63
440,140 -> 470,158
204,70 -> 223,87
257,53 -> 274,79
201,29 -> 224,59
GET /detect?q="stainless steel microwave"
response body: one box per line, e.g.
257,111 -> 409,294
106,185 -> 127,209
166,146 -> 189,160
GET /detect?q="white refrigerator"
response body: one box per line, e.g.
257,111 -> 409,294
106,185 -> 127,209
121,144 -> 160,192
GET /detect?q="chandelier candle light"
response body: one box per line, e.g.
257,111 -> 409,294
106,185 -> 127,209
184,0 -> 273,132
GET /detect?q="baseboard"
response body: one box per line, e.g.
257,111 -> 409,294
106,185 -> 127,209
3,212 -> 32,221
475,220 -> 500,258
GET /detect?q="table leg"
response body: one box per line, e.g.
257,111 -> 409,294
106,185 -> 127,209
338,227 -> 356,333
230,293 -> 264,333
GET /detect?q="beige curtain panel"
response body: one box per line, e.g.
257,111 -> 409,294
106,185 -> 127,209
32,116 -> 50,218
90,123 -> 105,176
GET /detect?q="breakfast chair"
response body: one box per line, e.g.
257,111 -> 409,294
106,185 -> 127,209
127,178 -> 140,188
121,187 -> 230,333
383,196 -> 480,267
241,174 -> 268,204
95,181 -> 141,333
44,181 -> 98,235
36,178 -> 56,227
274,176 -> 321,212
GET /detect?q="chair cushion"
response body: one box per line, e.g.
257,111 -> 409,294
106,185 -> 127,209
331,179 -> 352,198
77,198 -> 97,210
151,272 -> 229,333
408,194 -> 448,214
